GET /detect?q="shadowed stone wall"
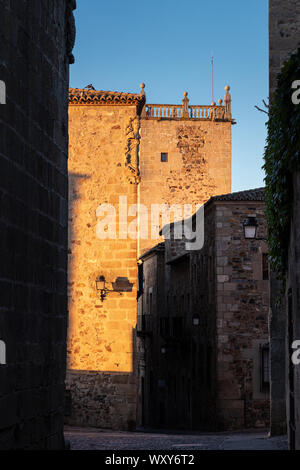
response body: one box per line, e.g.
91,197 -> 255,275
0,0 -> 75,449
269,0 -> 300,96
269,0 -> 300,441
213,199 -> 269,429
287,173 -> 300,449
138,190 -> 269,431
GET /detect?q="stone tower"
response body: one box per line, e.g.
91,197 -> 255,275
139,85 -> 233,254
67,88 -> 145,430
66,84 -> 234,430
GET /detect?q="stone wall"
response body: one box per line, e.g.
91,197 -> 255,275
269,0 -> 300,96
269,272 -> 286,436
67,87 -> 232,430
137,205 -> 218,430
139,113 -> 232,254
0,0 -> 75,449
214,200 -> 269,429
269,0 -> 300,441
136,245 -> 165,428
189,204 -> 218,429
287,172 -> 300,449
138,193 -> 270,431
66,101 -> 140,430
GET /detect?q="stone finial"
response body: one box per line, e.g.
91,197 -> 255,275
182,91 -> 189,119
218,99 -> 223,105
140,83 -> 145,96
140,83 -> 147,118
224,85 -> 231,120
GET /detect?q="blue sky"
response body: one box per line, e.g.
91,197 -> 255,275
71,0 -> 269,193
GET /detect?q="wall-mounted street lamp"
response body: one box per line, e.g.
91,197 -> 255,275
193,316 -> 200,326
243,217 -> 258,239
243,217 -> 267,241
161,345 -> 167,355
96,276 -> 114,302
96,275 -> 134,302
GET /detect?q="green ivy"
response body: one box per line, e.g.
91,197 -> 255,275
263,47 -> 300,283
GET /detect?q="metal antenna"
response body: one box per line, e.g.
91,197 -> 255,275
211,54 -> 214,104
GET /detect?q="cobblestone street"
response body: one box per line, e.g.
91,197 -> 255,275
65,427 -> 288,451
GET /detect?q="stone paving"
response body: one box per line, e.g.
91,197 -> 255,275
65,427 -> 288,451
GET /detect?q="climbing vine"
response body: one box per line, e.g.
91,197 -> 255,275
263,47 -> 300,283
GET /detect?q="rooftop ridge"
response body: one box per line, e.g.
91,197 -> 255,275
209,187 -> 265,202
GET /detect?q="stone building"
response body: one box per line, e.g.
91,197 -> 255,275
66,88 -> 145,430
139,87 -> 233,254
0,0 -> 76,449
137,188 -> 270,430
269,0 -> 300,446
66,85 -> 234,429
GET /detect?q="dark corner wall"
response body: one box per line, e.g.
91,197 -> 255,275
269,0 -> 300,443
0,0 -> 76,449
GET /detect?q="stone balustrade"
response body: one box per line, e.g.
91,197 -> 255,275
140,85 -> 232,122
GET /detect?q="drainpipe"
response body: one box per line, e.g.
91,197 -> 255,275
137,118 -> 141,262
137,83 -> 146,262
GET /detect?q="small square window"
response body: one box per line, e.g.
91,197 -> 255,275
161,153 -> 168,162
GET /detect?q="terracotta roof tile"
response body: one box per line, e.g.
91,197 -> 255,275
69,88 -> 145,111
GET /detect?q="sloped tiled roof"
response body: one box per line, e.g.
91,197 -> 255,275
209,187 -> 265,203
69,88 -> 145,111
139,242 -> 165,260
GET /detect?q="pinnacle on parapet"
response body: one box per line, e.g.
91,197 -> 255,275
182,91 -> 189,118
224,85 -> 231,120
140,83 -> 145,95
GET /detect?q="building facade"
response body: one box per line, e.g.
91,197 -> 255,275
0,0 -> 76,449
66,85 -> 233,429
66,88 -> 145,430
137,188 -> 270,431
139,88 -> 233,254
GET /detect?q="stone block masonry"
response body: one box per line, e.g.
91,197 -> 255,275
67,85 -> 233,431
269,0 -> 300,96
139,89 -> 232,254
213,199 -> 269,429
0,0 -> 75,449
66,92 -> 145,430
138,188 -> 269,431
269,0 -> 300,442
